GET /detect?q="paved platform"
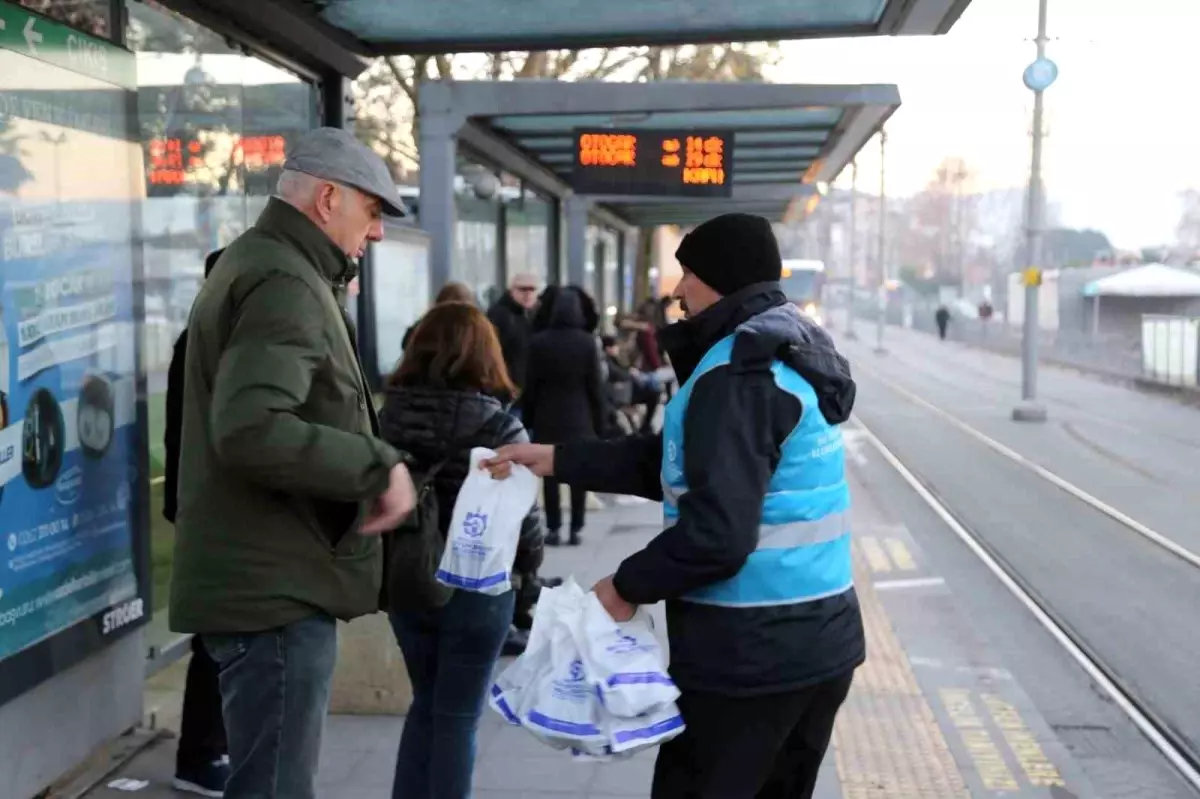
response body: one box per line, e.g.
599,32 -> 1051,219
86,465 -> 1100,798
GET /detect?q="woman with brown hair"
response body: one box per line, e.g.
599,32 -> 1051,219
377,302 -> 544,799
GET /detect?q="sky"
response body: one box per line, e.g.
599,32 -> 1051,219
769,0 -> 1200,250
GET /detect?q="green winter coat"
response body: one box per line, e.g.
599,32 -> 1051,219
169,198 -> 400,634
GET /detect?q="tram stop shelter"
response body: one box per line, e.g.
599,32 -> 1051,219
416,80 -> 901,294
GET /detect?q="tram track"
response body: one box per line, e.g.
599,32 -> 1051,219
849,366 -> 1200,793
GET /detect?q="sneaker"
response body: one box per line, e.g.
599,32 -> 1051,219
501,625 -> 528,657
173,759 -> 230,798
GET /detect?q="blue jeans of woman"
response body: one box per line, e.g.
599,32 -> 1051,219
389,588 -> 516,799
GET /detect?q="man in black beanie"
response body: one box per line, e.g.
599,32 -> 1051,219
485,213 -> 864,799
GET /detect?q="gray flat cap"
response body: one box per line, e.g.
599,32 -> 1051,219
283,127 -> 409,217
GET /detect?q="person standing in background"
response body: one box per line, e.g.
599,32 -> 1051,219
486,273 -> 538,397
521,286 -> 605,546
935,304 -> 951,340
163,248 -> 229,797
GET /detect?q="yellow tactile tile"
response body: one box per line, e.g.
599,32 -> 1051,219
833,551 -> 970,798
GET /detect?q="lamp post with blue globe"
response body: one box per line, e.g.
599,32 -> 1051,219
1013,0 -> 1057,423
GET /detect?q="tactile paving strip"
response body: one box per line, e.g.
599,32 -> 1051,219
833,545 -> 970,798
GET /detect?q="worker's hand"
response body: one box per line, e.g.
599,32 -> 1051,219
360,463 -> 416,535
481,444 -> 555,479
593,574 -> 636,623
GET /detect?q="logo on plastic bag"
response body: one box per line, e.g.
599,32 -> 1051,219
462,511 -> 488,539
605,633 -> 654,656
551,658 -> 592,703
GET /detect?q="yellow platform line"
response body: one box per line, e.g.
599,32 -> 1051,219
885,538 -> 917,571
858,536 -> 893,574
939,689 -> 1019,791
981,693 -> 1066,788
833,553 -> 969,798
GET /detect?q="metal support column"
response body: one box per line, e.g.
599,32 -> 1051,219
418,113 -> 459,301
565,194 -> 590,288
845,160 -> 858,340
616,231 -> 628,316
1013,0 -> 1051,422
874,130 -> 888,354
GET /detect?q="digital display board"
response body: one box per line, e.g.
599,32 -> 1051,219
570,129 -> 734,198
147,134 -> 288,187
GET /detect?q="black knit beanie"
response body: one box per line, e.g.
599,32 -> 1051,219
674,213 -> 782,296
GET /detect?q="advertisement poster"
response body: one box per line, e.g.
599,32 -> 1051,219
0,7 -> 144,664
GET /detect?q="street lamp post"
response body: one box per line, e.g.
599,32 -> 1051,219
875,129 -> 888,354
1013,0 -> 1055,422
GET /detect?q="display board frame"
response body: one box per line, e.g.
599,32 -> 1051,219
569,128 -> 736,199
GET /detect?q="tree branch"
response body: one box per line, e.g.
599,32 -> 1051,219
385,56 -> 419,103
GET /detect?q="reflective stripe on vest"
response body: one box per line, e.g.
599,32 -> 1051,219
661,326 -> 854,609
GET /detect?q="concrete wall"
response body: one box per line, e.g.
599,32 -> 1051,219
0,633 -> 144,799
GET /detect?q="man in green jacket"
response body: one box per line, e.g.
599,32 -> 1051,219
170,127 -> 415,799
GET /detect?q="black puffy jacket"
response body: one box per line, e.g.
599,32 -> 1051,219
378,386 -> 544,577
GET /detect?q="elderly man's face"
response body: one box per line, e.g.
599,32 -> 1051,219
510,278 -> 539,310
319,182 -> 384,260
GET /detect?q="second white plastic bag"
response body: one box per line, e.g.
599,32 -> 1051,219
574,594 -> 679,718
437,447 -> 539,596
489,578 -> 686,759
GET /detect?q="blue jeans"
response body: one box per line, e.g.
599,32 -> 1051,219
390,589 -> 516,799
203,615 -> 337,799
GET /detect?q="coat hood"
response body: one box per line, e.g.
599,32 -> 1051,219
546,287 -> 587,330
735,303 -> 856,424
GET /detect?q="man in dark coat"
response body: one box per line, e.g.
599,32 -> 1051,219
486,273 -> 538,392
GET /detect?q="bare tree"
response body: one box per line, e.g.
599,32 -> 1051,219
900,157 -> 979,288
352,44 -> 780,179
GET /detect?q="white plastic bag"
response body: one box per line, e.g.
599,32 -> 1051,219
605,702 -> 686,754
523,620 -> 606,751
489,578 -> 582,730
437,447 -> 538,595
575,595 -> 679,718
489,579 -> 686,758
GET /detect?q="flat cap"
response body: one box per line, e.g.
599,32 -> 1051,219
283,127 -> 409,217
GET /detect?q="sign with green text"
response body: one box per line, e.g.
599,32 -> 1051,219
0,1 -> 135,91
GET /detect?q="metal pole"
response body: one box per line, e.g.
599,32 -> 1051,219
1013,0 -> 1050,422
875,130 -> 888,354
846,160 -> 858,340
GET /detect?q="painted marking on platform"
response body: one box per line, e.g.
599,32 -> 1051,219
940,688 -> 1020,791
859,536 -> 892,573
982,693 -> 1066,788
873,576 -> 945,592
885,538 -> 917,570
908,656 -> 1014,681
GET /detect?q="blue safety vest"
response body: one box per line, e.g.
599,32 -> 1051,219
661,332 -> 853,608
